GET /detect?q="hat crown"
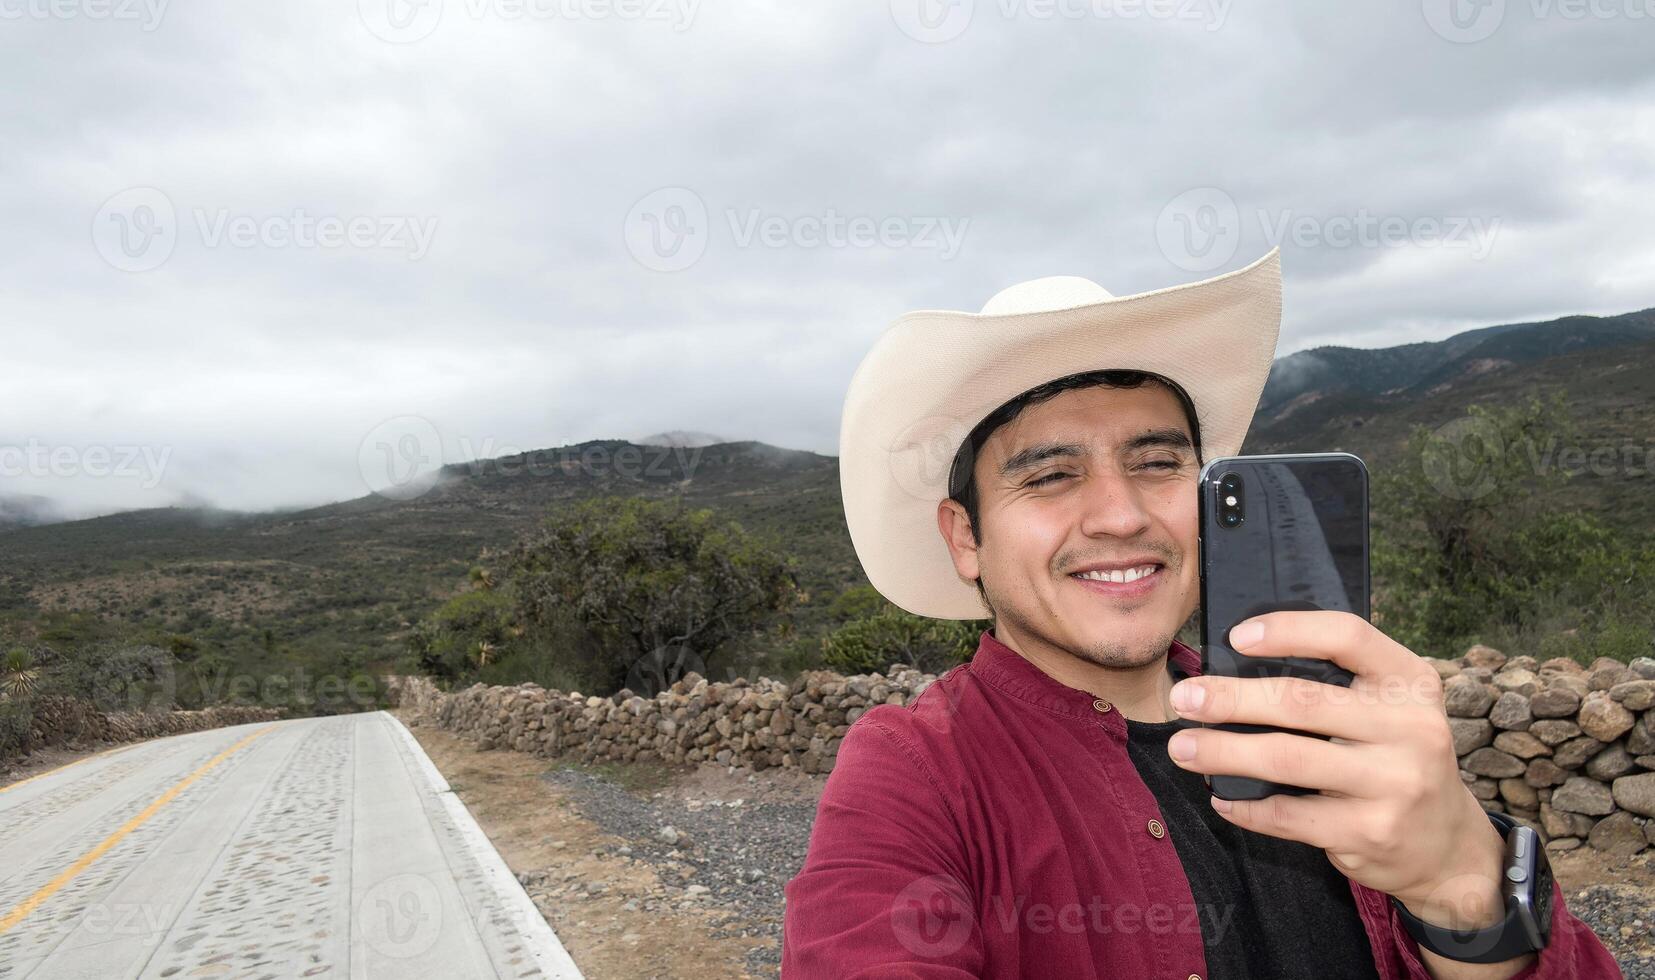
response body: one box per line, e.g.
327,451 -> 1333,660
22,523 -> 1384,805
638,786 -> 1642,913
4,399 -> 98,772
979,275 -> 1114,316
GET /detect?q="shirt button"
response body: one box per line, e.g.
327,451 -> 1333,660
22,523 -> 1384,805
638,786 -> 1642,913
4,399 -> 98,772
1092,698 -> 1113,713
1188,974 -> 1203,980
1147,818 -> 1166,839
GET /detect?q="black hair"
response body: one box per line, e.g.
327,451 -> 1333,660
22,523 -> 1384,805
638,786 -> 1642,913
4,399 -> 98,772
944,369 -> 1204,616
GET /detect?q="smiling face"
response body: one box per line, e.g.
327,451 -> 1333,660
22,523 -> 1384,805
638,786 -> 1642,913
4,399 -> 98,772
937,380 -> 1202,672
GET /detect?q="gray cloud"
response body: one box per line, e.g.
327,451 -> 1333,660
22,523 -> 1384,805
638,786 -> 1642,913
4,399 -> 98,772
2,0 -> 1652,517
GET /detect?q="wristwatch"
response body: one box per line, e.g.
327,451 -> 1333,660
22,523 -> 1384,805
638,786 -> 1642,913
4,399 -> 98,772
1390,810 -> 1554,964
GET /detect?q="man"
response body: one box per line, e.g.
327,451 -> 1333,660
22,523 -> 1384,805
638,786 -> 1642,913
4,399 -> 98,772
781,249 -> 1621,979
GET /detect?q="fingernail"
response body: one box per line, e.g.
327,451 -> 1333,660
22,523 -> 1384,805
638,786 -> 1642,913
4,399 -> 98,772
1229,620 -> 1264,650
1210,796 -> 1232,814
1170,681 -> 1205,714
1168,732 -> 1196,762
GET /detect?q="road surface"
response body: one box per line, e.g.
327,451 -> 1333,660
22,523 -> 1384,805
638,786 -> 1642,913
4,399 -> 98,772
0,712 -> 584,979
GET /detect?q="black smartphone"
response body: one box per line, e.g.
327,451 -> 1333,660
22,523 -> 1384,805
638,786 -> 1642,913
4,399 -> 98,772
1197,451 -> 1371,801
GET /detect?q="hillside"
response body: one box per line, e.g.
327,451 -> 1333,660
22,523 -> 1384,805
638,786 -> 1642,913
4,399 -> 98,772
3,307 -> 1653,688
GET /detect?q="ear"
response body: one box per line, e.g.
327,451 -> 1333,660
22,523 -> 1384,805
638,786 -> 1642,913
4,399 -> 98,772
936,498 -> 981,586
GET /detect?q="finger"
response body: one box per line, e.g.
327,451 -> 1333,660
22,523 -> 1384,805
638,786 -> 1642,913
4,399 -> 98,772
1172,674 -> 1385,742
1209,788 -> 1352,851
1167,728 -> 1370,797
1226,610 -> 1416,679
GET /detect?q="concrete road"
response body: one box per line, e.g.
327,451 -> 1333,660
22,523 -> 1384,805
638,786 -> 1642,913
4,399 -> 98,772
0,712 -> 584,980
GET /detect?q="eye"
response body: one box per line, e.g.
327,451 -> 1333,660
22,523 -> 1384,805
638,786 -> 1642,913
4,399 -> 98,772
1141,459 -> 1181,472
1027,471 -> 1071,487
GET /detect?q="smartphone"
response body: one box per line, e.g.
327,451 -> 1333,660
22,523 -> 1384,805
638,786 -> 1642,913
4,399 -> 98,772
1197,452 -> 1370,801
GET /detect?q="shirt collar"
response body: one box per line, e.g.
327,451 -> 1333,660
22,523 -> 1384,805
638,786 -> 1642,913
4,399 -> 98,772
968,627 -> 1203,722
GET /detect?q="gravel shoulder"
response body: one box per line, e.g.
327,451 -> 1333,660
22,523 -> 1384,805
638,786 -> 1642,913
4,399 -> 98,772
402,711 -> 1653,979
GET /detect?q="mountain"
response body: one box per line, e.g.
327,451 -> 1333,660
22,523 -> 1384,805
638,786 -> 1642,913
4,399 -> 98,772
0,493 -> 69,531
3,305 -> 1652,680
636,430 -> 728,448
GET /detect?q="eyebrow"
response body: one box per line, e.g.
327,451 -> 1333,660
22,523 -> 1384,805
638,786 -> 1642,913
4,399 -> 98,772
997,428 -> 1195,479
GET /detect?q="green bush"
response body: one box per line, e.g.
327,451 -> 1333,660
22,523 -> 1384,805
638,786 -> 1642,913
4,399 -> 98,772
820,587 -> 987,676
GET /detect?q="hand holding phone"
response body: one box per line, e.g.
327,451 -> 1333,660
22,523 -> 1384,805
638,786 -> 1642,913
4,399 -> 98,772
1197,452 -> 1370,801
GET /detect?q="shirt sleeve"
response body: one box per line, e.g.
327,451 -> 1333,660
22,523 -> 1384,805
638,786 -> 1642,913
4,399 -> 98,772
1371,876 -> 1625,979
781,713 -> 986,979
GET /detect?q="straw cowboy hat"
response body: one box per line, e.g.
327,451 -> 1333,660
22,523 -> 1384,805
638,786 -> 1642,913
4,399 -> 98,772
839,246 -> 1283,621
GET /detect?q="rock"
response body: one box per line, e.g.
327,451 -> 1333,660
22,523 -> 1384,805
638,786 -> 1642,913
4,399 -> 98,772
1587,811 -> 1647,857
1469,776 -> 1499,800
1631,714 -> 1655,756
1463,645 -> 1508,670
1488,692 -> 1533,731
1506,656 -> 1539,672
1609,679 -> 1655,711
657,825 -> 683,845
1460,666 -> 1496,685
1629,656 -> 1655,680
1540,802 -> 1575,838
1528,719 -> 1580,746
1462,748 -> 1525,778
1546,673 -> 1591,699
1545,837 -> 1581,852
1588,663 -> 1634,692
1538,657 -> 1585,675
1576,694 -> 1635,743
1444,676 -> 1497,718
1556,735 -> 1609,770
1524,758 -> 1568,788
1449,718 -> 1494,756
1586,744 -> 1635,782
1612,772 -> 1655,817
1423,658 -> 1461,680
1528,688 -> 1582,719
1638,755 -> 1655,771
1498,778 -> 1538,809
1492,669 -> 1539,697
1492,731 -> 1551,760
1551,777 -> 1614,816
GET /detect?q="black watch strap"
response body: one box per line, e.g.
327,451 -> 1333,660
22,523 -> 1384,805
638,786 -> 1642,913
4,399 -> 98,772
1389,811 -> 1550,965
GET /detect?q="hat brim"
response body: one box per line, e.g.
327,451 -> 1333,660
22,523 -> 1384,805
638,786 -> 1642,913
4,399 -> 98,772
839,247 -> 1282,620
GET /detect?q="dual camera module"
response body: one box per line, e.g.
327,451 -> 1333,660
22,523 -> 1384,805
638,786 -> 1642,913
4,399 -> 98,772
1217,472 -> 1246,528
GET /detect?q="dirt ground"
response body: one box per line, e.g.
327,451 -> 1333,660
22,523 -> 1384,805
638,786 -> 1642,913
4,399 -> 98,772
401,719 -> 787,980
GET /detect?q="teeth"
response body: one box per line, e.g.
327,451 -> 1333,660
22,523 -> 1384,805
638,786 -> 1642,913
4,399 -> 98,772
1075,565 -> 1157,584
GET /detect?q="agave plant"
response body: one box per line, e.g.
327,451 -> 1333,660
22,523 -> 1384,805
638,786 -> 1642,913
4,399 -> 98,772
2,647 -> 40,700
474,640 -> 497,667
468,566 -> 497,591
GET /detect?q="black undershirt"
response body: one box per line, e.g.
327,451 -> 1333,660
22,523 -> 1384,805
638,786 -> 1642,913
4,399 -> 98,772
1122,658 -> 1381,980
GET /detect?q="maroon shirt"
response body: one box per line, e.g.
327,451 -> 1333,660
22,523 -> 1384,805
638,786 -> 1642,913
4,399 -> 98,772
781,629 -> 1621,979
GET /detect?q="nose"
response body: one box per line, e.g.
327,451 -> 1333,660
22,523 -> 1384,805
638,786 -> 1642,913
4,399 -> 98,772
1076,466 -> 1153,540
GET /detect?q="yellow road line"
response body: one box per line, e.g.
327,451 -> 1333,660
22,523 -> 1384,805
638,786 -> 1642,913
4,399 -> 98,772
0,742 -> 143,796
0,724 -> 277,935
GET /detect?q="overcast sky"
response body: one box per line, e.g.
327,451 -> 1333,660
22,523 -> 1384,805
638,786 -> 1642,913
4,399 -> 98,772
3,0 -> 1653,519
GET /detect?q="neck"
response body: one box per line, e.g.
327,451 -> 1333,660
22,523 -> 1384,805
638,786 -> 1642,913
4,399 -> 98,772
993,623 -> 1181,723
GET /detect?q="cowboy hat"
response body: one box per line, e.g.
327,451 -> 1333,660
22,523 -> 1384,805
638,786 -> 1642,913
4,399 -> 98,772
839,247 -> 1282,620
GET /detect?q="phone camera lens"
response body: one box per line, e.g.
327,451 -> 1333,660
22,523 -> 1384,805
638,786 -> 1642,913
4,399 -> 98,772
1222,512 -> 1239,526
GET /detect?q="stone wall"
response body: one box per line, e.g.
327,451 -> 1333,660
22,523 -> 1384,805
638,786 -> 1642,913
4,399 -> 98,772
2,693 -> 286,773
386,646 -> 1655,858
1429,648 -> 1655,857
